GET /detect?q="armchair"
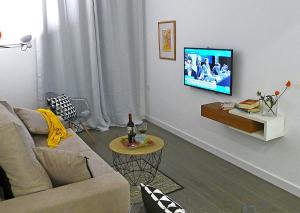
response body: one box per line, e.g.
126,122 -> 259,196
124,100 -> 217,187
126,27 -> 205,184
45,92 -> 95,143
69,97 -> 95,143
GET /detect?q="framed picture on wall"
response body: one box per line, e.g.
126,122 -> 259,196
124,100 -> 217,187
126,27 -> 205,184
158,20 -> 176,60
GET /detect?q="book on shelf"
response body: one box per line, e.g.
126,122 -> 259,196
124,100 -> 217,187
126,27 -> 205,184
238,99 -> 260,110
220,102 -> 236,110
236,106 -> 260,113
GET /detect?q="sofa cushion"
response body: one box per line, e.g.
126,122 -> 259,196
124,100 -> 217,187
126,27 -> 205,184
0,99 -> 15,115
32,128 -> 116,177
80,149 -> 115,177
0,186 -> 3,201
0,104 -> 35,152
14,108 -> 49,134
0,167 -> 13,199
140,183 -> 186,213
0,104 -> 52,197
47,95 -> 77,121
33,147 -> 93,187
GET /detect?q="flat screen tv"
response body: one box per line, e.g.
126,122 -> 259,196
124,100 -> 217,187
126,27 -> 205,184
184,47 -> 233,96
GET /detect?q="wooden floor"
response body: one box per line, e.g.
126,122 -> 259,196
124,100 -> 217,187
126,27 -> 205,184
79,122 -> 300,213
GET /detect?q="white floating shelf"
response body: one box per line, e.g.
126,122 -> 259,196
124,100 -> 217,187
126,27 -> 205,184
229,109 -> 285,141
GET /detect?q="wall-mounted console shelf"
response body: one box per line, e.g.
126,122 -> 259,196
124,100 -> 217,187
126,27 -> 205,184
201,102 -> 285,141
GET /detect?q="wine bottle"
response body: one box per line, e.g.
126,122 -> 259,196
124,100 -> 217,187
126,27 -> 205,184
127,113 -> 135,143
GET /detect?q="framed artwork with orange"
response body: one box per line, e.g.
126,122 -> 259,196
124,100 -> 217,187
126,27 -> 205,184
158,20 -> 176,60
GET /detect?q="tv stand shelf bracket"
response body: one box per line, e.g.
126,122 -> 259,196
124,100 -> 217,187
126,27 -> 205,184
201,103 -> 285,141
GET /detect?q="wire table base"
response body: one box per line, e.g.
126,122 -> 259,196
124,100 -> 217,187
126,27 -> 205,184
112,150 -> 163,186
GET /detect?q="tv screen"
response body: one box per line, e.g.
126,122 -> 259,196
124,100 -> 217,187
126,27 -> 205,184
184,47 -> 233,95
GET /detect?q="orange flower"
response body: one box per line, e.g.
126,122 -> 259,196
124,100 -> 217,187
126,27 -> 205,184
275,90 -> 280,96
286,80 -> 291,87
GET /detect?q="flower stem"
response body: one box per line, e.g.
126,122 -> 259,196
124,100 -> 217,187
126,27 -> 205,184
263,99 -> 275,115
274,86 -> 287,105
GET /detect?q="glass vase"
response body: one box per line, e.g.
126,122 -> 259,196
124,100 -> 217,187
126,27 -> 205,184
262,100 -> 278,116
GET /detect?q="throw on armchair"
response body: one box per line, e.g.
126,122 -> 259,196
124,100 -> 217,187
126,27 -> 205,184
45,92 -> 95,143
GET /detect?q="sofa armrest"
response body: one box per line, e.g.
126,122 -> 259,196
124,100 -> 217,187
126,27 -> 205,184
0,172 -> 130,213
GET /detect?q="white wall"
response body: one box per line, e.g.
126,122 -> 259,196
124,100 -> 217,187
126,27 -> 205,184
0,44 -> 38,108
145,0 -> 300,196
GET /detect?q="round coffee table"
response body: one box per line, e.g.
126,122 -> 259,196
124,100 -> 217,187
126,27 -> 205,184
109,135 -> 164,186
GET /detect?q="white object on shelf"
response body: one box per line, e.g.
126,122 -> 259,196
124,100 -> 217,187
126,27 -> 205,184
229,109 -> 285,141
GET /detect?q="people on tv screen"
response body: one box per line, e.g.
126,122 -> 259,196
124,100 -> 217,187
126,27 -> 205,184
184,54 -> 231,87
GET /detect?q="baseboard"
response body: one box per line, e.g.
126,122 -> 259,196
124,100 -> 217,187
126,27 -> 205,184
146,115 -> 300,198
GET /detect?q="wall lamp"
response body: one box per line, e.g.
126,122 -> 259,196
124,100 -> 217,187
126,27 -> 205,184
0,32 -> 32,51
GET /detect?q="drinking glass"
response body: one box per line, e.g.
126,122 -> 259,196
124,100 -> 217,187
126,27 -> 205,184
135,122 -> 147,143
137,122 -> 147,134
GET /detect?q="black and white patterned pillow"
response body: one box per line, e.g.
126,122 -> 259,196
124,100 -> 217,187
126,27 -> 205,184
140,183 -> 186,213
47,95 -> 77,121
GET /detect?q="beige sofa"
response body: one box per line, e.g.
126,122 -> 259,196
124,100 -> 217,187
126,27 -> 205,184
0,101 -> 130,213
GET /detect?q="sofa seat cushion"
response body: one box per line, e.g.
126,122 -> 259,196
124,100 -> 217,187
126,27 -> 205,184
32,128 -> 115,178
14,108 -> 49,135
0,173 -> 130,213
33,147 -> 93,187
0,104 -> 52,197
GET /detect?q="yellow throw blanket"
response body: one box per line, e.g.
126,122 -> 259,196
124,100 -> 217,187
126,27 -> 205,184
37,109 -> 69,148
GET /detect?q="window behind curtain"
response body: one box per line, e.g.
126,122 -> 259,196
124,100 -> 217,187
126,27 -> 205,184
0,0 -> 42,44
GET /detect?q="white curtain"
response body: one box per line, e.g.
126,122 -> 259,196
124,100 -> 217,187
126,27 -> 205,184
36,0 -> 145,130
